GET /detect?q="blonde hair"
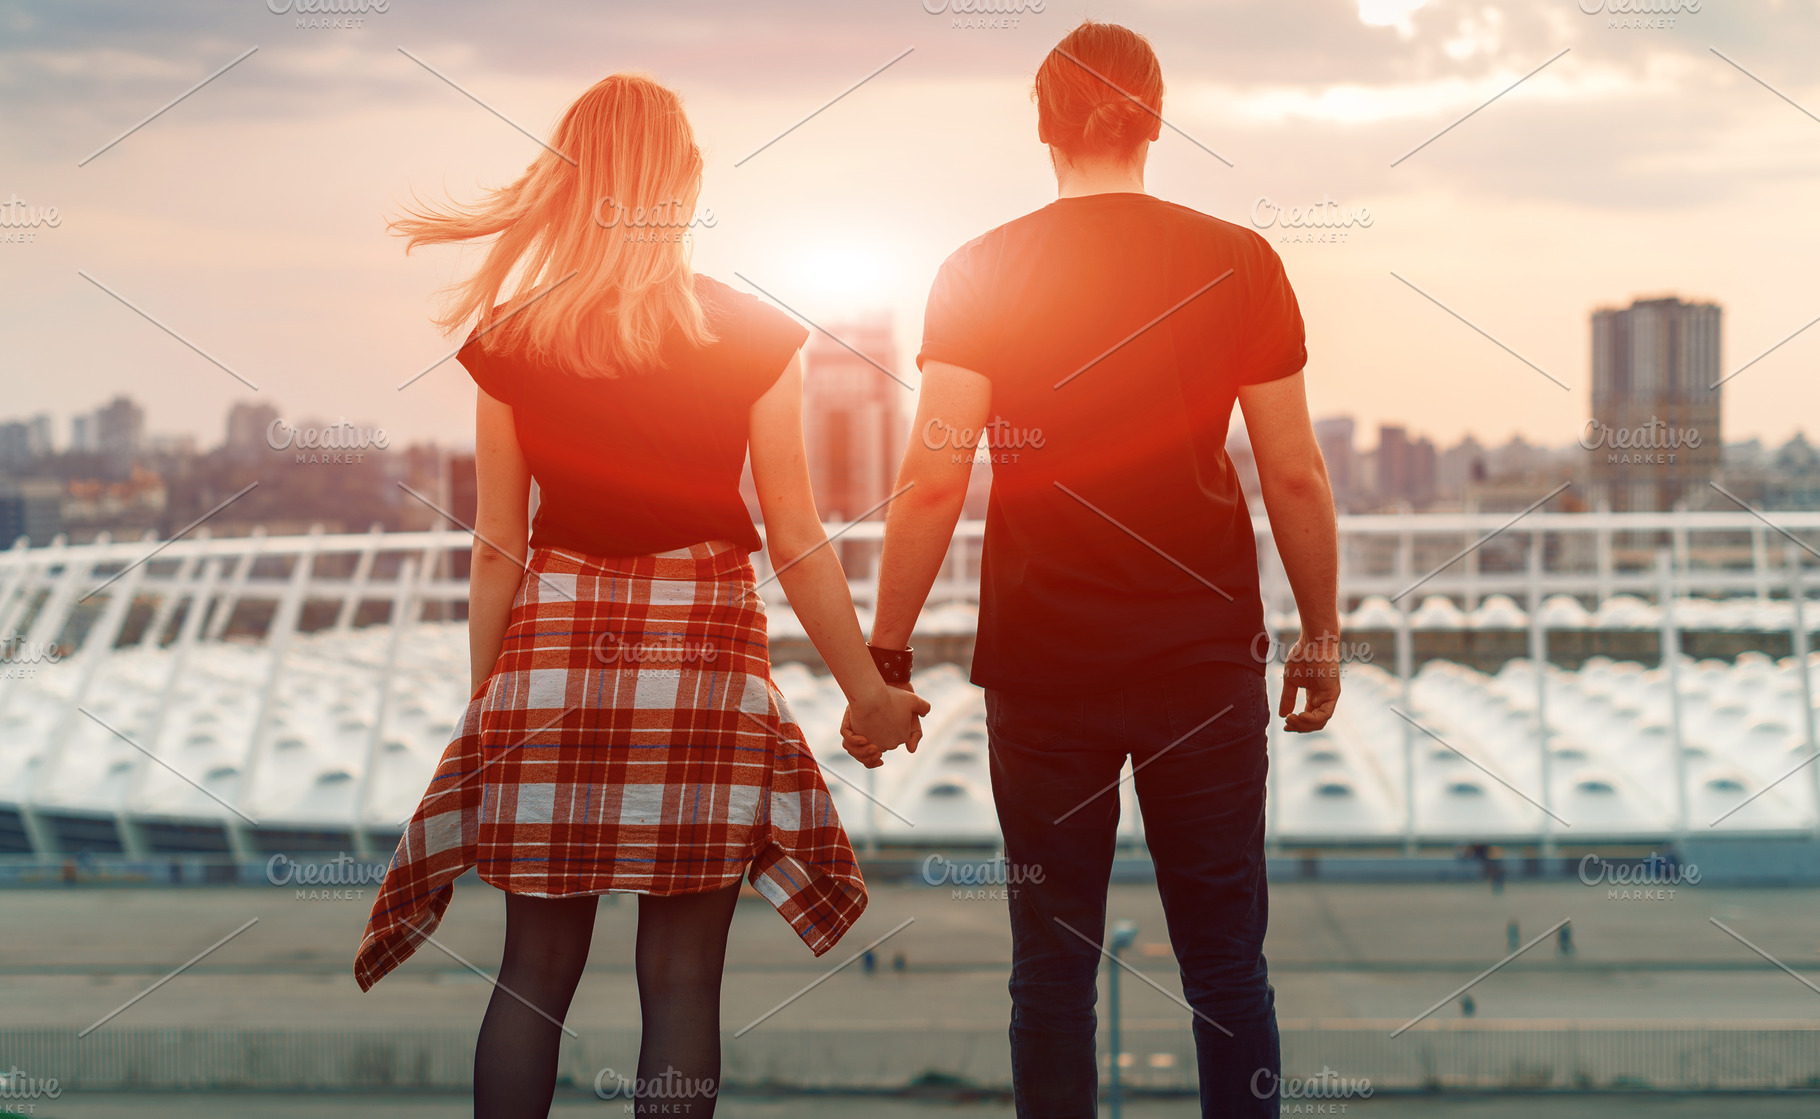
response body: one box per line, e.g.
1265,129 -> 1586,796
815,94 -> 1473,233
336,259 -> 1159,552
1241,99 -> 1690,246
393,72 -> 714,377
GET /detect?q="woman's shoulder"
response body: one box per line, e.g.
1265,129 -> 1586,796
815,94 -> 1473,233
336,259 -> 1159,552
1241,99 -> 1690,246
457,317 -> 525,402
691,273 -> 808,364
693,273 -> 794,334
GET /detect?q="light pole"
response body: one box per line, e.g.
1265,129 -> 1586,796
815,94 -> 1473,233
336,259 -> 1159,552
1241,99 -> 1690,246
1108,919 -> 1138,1119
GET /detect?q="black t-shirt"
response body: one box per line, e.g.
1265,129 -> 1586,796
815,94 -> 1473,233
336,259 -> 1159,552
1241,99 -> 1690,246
459,274 -> 808,557
919,192 -> 1306,695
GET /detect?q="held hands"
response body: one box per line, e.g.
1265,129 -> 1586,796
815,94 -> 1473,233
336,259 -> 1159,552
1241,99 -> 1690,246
841,682 -> 927,769
1280,631 -> 1343,733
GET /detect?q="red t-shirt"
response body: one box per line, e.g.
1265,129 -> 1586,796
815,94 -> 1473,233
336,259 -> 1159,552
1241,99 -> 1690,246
459,274 -> 808,557
918,192 -> 1306,694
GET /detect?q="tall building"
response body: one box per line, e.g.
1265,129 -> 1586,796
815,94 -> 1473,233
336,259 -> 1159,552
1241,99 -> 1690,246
63,397 -> 146,472
0,480 -> 63,547
1588,296 -> 1722,512
0,415 -> 54,467
1312,416 -> 1356,511
83,396 -> 146,479
1437,435 -> 1487,502
69,414 -> 96,454
1373,424 -> 1435,508
0,419 -> 49,471
93,396 -> 145,456
800,313 -> 903,522
225,400 -> 281,459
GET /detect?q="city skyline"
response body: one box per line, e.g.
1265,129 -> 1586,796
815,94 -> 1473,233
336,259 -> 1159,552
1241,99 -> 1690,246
5,288 -> 1807,462
9,359 -> 1819,550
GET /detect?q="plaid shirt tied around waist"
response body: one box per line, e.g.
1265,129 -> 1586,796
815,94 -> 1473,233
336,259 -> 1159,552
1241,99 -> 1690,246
354,541 -> 867,990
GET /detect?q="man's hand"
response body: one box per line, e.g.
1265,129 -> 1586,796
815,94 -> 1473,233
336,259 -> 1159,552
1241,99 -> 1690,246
841,682 -> 922,769
1279,631 -> 1342,733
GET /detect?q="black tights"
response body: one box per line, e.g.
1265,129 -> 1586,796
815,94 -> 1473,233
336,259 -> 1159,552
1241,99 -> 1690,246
472,883 -> 741,1119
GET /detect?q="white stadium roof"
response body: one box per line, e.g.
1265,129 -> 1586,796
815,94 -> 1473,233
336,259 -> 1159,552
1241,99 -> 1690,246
2,516 -> 1815,857
3,620 -> 1817,856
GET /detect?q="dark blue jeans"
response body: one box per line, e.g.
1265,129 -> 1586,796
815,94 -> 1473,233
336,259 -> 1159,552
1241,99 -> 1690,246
985,660 -> 1278,1118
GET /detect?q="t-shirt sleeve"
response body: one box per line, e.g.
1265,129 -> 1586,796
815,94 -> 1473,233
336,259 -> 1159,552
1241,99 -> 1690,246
735,295 -> 809,402
458,330 -> 517,406
1235,236 -> 1307,386
917,237 -> 995,377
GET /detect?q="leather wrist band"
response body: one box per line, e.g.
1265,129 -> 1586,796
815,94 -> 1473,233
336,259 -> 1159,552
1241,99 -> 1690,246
866,643 -> 914,685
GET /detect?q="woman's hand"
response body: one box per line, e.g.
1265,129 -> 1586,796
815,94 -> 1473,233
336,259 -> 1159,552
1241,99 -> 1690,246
843,685 -> 929,765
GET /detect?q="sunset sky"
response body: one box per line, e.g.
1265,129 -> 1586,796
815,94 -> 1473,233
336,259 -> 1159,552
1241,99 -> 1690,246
3,0 -> 1818,453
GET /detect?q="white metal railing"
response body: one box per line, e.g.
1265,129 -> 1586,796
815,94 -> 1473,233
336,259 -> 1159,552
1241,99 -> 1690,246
2,509 -> 1816,859
4,509 -> 1818,641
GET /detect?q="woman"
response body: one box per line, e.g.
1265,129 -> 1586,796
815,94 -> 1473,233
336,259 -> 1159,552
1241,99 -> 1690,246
353,73 -> 927,1119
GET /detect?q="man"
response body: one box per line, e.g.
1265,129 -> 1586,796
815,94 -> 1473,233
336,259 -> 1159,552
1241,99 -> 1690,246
844,20 -> 1341,1119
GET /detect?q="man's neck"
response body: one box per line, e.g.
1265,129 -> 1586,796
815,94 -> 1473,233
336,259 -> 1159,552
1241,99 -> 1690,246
1052,151 -> 1148,199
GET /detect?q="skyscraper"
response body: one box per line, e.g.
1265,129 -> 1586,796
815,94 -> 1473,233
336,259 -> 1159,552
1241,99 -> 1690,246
1588,296 -> 1722,512
1312,416 -> 1356,511
69,414 -> 95,454
91,395 -> 146,478
800,313 -> 903,523
0,415 -> 54,465
93,396 -> 145,455
1373,423 -> 1435,509
225,400 -> 280,460
0,480 -> 62,547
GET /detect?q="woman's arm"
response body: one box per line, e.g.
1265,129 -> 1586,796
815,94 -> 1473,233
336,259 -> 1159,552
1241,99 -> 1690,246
468,387 -> 533,693
749,353 -> 929,753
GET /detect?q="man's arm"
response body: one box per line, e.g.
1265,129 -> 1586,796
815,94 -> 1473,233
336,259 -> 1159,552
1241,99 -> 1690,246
752,353 -> 930,755
1237,370 -> 1341,732
869,361 -> 992,651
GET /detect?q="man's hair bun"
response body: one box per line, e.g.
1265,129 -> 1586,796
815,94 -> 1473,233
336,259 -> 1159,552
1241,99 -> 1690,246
1033,21 -> 1164,163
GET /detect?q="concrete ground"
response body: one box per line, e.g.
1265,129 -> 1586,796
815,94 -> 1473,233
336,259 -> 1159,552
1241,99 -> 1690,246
4,879 -> 1819,1030
4,879 -> 1820,1111
13,1090 -> 1820,1118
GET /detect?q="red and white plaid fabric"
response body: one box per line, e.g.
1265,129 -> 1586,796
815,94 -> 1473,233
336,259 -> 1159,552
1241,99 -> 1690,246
354,541 -> 867,990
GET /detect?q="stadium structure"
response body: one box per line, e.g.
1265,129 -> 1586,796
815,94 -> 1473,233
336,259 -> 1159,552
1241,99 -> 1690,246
1,510 -> 1816,862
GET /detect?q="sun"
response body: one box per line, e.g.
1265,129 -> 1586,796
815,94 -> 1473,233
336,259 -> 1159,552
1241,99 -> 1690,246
777,243 -> 896,314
